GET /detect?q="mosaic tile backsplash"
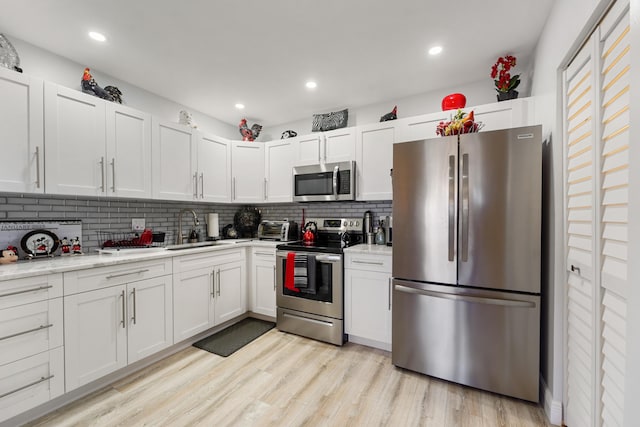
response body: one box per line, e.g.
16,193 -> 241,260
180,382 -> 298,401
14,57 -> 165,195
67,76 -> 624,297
0,193 -> 392,252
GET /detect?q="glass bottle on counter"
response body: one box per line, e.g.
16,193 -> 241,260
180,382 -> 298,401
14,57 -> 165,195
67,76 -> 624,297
375,222 -> 386,245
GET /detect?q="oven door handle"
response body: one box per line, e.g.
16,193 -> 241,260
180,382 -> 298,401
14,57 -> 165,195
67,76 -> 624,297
315,254 -> 342,263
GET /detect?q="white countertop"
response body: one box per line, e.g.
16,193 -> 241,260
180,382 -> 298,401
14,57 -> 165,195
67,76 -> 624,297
0,239 -> 265,281
344,243 -> 393,255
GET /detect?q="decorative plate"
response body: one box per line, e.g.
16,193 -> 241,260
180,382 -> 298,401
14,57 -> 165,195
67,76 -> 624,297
20,229 -> 59,256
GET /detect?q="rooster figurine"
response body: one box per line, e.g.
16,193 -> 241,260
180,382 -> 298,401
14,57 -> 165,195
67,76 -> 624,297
380,105 -> 398,122
81,68 -> 114,101
238,119 -> 262,141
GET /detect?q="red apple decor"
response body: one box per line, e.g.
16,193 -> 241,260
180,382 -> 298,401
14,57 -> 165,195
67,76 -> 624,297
441,93 -> 466,111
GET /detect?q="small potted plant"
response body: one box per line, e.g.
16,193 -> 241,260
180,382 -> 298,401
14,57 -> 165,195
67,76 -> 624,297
491,55 -> 520,101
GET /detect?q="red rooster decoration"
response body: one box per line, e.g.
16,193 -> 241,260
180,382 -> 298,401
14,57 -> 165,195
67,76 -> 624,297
238,119 -> 262,141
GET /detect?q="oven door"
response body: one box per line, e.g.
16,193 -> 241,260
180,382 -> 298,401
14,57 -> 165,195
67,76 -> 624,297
292,161 -> 355,202
275,250 -> 343,319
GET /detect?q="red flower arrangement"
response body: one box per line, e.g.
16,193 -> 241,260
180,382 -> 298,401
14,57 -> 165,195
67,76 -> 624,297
491,55 -> 520,93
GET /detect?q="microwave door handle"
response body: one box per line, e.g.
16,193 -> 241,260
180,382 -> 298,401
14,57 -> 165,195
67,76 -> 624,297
333,165 -> 339,199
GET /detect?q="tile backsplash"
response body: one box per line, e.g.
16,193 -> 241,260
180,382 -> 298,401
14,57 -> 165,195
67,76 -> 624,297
0,193 -> 392,252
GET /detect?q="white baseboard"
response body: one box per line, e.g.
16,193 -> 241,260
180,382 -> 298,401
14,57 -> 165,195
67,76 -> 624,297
541,378 -> 563,426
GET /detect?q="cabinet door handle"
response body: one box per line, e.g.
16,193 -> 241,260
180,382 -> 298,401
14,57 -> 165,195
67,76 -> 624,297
264,178 -> 268,200
216,269 -> 221,296
200,172 -> 204,198
273,265 -> 276,291
120,290 -> 126,328
100,156 -> 106,192
352,260 -> 384,266
0,285 -> 53,299
131,288 -> 137,325
388,278 -> 392,311
0,324 -> 53,341
110,158 -> 116,192
193,173 -> 198,198
214,270 -> 216,298
0,375 -> 54,399
105,269 -> 149,279
35,146 -> 41,189
233,177 -> 237,200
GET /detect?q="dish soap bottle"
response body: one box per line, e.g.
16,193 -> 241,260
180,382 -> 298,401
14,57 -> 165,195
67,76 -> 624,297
375,222 -> 386,245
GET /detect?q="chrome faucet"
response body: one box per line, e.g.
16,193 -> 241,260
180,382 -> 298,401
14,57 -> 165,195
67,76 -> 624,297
176,209 -> 200,244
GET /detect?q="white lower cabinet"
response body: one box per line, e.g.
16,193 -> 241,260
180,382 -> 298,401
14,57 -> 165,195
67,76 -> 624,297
173,249 -> 247,342
250,248 -> 277,318
0,347 -> 64,423
0,273 -> 64,423
344,252 -> 392,350
63,260 -> 173,391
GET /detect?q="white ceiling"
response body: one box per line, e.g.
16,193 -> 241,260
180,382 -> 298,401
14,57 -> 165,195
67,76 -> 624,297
0,0 -> 554,127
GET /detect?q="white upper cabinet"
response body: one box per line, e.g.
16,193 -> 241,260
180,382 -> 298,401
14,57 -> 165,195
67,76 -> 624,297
105,103 -> 152,198
265,139 -> 294,202
151,119 -> 197,201
0,69 -> 43,193
231,141 -> 265,203
472,98 -> 534,132
355,121 -> 396,201
197,132 -> 231,202
44,83 -> 106,196
394,111 -> 449,143
293,128 -> 356,166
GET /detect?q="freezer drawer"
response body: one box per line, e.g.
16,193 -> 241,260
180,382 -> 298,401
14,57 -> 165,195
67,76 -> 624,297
391,279 -> 540,402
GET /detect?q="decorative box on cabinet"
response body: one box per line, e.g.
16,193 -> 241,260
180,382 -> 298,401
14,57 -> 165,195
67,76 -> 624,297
0,273 -> 64,423
344,252 -> 392,351
250,247 -> 277,318
0,68 -> 44,193
63,259 -> 173,391
173,249 -> 246,342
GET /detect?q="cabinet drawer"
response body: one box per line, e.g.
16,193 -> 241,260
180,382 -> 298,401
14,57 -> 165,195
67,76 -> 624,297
252,247 -> 276,258
0,274 -> 63,310
64,258 -> 172,295
0,346 -> 64,423
173,248 -> 245,273
345,253 -> 391,273
0,298 -> 63,366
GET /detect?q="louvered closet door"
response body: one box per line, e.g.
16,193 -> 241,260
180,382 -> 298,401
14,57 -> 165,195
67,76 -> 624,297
564,35 -> 598,427
598,5 -> 629,426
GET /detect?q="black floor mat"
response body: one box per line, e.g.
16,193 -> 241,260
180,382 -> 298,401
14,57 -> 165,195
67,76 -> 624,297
193,318 -> 275,357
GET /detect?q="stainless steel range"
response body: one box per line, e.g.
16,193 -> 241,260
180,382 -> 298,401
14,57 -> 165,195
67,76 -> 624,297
275,218 -> 362,345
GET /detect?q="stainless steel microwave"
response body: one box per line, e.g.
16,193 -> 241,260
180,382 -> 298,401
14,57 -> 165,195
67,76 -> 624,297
292,161 -> 356,202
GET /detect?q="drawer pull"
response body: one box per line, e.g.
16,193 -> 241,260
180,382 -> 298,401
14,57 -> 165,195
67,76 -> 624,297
0,324 -> 53,341
0,374 -> 54,399
106,269 -> 150,280
352,260 -> 384,266
255,252 -> 273,256
0,285 -> 53,299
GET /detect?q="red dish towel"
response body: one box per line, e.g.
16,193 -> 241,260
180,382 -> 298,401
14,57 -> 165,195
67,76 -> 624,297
285,252 -> 300,292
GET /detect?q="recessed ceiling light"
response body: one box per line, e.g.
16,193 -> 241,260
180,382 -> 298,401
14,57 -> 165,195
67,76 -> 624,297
235,103 -> 245,110
428,46 -> 443,55
305,81 -> 317,89
88,31 -> 106,42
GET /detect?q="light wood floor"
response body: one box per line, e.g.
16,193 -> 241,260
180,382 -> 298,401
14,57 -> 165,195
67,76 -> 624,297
29,329 -> 551,427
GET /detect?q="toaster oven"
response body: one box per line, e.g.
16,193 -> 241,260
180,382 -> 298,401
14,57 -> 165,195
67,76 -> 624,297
257,220 -> 298,241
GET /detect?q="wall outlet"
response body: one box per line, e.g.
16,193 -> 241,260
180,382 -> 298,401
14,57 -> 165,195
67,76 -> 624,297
132,218 -> 145,231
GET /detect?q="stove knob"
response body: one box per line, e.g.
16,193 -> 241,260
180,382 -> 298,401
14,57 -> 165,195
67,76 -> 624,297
343,221 -> 348,227
348,221 -> 353,226
355,220 -> 360,227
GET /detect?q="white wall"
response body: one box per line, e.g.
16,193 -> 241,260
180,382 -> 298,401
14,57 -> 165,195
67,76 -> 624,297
10,36 -> 238,140
262,79 -> 502,140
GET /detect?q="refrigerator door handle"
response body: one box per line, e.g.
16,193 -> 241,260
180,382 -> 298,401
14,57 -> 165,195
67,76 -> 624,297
448,154 -> 455,262
394,284 -> 536,308
461,153 -> 470,262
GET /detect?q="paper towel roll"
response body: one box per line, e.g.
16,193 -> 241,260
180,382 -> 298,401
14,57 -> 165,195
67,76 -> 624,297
207,213 -> 219,238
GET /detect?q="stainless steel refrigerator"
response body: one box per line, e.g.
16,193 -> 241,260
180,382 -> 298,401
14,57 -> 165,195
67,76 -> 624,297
391,125 -> 542,402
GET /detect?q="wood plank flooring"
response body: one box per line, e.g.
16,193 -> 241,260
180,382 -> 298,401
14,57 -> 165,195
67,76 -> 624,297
29,329 -> 552,427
